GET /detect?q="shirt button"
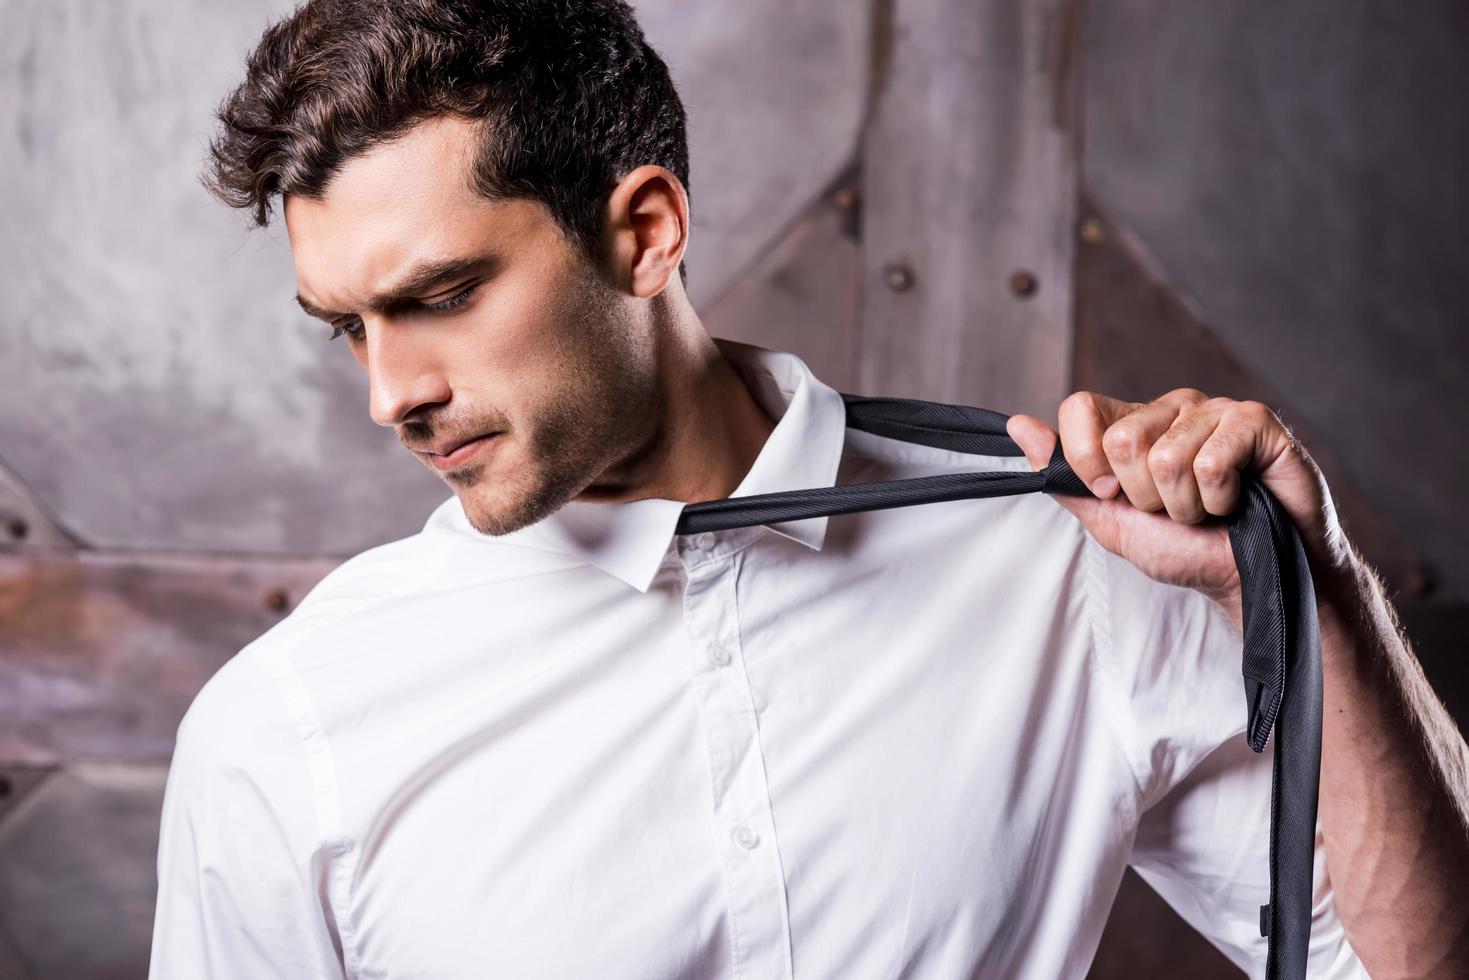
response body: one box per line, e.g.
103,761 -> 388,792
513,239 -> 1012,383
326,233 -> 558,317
709,643 -> 732,667
693,532 -> 715,552
731,823 -> 760,850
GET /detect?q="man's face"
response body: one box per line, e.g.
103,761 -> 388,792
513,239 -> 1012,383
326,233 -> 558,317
285,114 -> 660,536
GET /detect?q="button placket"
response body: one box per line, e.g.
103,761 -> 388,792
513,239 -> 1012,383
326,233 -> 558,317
679,547 -> 793,979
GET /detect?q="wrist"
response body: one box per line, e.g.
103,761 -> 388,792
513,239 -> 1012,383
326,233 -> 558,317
1312,547 -> 1372,647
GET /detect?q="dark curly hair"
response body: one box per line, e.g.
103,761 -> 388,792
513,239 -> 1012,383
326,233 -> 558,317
202,0 -> 691,283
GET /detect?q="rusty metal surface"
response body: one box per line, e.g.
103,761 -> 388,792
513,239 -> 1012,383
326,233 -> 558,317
858,0 -> 1082,417
1083,0 -> 1469,599
0,548 -> 338,765
634,0 -> 870,309
0,763 -> 166,980
0,764 -> 55,827
0,453 -> 81,552
1087,868 -> 1244,979
0,0 -> 448,559
1073,194 -> 1428,600
702,168 -> 863,393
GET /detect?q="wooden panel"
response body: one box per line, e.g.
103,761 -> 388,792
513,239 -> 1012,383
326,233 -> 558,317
0,548 -> 338,764
858,0 -> 1082,418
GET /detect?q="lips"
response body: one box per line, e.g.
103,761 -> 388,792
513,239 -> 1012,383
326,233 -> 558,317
421,432 -> 502,472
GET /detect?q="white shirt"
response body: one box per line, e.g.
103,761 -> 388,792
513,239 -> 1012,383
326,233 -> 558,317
149,337 -> 1367,979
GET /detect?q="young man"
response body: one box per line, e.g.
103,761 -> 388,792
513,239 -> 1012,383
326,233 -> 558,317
150,1 -> 1467,977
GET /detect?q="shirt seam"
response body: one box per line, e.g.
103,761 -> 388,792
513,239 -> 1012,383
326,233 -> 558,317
248,607 -> 373,980
1079,529 -> 1150,816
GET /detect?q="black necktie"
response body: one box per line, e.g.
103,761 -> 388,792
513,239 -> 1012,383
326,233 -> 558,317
676,392 -> 1323,980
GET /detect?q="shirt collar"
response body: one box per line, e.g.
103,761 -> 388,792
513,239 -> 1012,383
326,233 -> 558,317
424,336 -> 849,594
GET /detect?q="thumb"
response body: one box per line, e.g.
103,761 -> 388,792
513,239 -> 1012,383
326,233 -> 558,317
1005,412 -> 1099,527
1005,413 -> 1059,472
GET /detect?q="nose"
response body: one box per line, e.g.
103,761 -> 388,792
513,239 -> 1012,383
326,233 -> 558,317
360,318 -> 452,427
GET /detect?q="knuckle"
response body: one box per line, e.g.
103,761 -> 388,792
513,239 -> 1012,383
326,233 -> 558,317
1148,444 -> 1186,479
1235,399 -> 1277,426
1164,386 -> 1208,404
1167,410 -> 1201,439
1059,390 -> 1100,419
1102,422 -> 1145,461
1194,453 -> 1231,485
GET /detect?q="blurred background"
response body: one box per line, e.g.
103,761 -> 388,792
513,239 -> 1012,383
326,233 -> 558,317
2,0 -> 1466,976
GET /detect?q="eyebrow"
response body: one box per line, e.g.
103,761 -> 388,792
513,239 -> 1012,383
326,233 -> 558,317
294,254 -> 492,321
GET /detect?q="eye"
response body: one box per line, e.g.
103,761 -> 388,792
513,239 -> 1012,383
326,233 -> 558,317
324,283 -> 480,342
423,282 -> 480,313
327,320 -> 365,343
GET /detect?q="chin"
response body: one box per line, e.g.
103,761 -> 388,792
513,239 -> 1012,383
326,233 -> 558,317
454,486 -> 511,537
456,475 -> 556,538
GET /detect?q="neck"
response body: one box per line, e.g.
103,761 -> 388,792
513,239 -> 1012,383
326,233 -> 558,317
573,294 -> 777,507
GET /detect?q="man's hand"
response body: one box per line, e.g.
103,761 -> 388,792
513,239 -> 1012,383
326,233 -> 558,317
1005,387 -> 1355,613
1011,387 -> 1469,978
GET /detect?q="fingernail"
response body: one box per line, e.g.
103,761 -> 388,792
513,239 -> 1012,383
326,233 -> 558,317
1091,474 -> 1118,497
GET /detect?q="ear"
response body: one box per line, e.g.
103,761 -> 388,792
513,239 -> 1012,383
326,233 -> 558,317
601,164 -> 689,298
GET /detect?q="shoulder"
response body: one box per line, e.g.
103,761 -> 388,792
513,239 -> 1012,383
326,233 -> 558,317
279,495 -> 583,636
168,529 -> 445,785
175,499 -> 572,755
285,526 -> 453,627
168,525 -> 447,778
170,645 -> 307,792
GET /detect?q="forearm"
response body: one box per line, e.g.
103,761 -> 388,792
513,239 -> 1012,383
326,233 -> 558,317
1313,545 -> 1469,978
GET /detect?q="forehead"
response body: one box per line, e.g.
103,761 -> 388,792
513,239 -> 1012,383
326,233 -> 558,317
284,115 -> 553,305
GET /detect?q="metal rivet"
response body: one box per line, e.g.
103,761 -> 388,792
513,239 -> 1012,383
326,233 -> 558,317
831,187 -> 860,212
1008,269 -> 1039,298
6,517 -> 27,540
1079,218 -> 1105,243
883,261 -> 915,292
264,587 -> 290,612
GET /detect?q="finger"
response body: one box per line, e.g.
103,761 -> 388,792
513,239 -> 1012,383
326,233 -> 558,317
1195,400 -> 1286,517
1005,413 -> 1059,472
1148,397 -> 1231,524
1006,411 -> 1108,528
1056,391 -> 1141,497
1100,388 -> 1210,512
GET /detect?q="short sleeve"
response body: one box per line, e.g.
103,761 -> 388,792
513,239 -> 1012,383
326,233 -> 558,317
148,650 -> 348,979
1091,538 -> 1368,977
